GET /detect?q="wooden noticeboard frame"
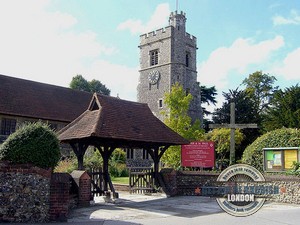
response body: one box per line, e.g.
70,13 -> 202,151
263,147 -> 300,172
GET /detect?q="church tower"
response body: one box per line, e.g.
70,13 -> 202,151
137,11 -> 202,122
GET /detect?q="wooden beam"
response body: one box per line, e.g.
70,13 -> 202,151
209,124 -> 258,129
70,141 -> 89,170
234,124 -> 258,129
208,102 -> 258,165
95,145 -> 117,195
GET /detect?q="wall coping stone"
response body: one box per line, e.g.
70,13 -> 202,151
0,160 -> 52,178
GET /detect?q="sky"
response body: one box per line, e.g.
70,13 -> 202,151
0,0 -> 299,115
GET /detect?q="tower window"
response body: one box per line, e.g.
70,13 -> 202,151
186,88 -> 190,96
186,52 -> 190,67
158,99 -> 163,108
150,49 -> 159,66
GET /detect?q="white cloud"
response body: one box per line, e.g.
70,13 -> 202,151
0,0 -> 136,100
272,48 -> 300,80
273,10 -> 300,26
198,36 -> 284,89
117,3 -> 170,35
85,61 -> 139,101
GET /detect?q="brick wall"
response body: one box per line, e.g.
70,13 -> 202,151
160,169 -> 300,204
71,170 -> 91,206
49,173 -> 72,222
160,169 -> 219,196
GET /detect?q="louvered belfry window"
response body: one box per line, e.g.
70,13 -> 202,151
150,49 -> 158,66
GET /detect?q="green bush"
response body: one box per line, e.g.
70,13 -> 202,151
286,161 -> 300,176
0,121 -> 60,169
84,148 -> 103,169
109,148 -> 128,177
54,148 -> 128,176
109,163 -> 128,177
242,128 -> 300,171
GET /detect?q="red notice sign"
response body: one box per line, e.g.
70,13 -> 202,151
181,141 -> 215,168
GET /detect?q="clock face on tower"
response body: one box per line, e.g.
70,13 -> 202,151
148,70 -> 160,85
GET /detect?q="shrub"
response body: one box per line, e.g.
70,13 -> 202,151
109,163 -> 128,177
109,148 -> 128,177
0,121 -> 61,169
286,161 -> 300,176
84,148 -> 103,169
242,128 -> 300,171
54,157 -> 77,173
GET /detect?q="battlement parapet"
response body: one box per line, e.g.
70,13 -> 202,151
170,10 -> 186,17
140,27 -> 196,45
185,32 -> 197,45
140,26 -> 173,45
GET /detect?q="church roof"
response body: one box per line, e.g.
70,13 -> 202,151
0,74 -> 92,122
58,94 -> 189,147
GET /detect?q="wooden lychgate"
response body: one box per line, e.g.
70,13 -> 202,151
129,167 -> 154,194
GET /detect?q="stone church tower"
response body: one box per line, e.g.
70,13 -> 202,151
137,11 -> 202,122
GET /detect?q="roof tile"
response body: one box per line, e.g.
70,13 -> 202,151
0,74 -> 92,122
58,94 -> 189,146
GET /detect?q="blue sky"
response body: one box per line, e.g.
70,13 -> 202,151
0,0 -> 299,113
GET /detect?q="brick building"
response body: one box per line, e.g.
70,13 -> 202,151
0,74 -> 92,144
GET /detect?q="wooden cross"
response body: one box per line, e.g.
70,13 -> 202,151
209,102 -> 258,165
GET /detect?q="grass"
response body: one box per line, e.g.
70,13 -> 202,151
111,176 -> 129,185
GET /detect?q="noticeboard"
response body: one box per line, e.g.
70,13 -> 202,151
263,147 -> 300,171
181,141 -> 215,168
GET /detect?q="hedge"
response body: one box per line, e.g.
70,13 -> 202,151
242,128 -> 300,171
0,121 -> 60,169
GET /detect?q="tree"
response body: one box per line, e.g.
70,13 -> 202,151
201,85 -> 217,116
205,128 -> 243,170
89,79 -> 111,96
70,74 -> 111,95
263,85 -> 300,131
242,71 -> 278,114
161,83 -> 205,168
70,74 -> 90,92
213,88 -> 259,124
212,88 -> 260,160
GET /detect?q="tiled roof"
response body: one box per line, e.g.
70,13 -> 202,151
0,74 -> 92,122
58,94 -> 189,146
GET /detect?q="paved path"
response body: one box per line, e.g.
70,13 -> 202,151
69,192 -> 300,225
9,192 -> 300,225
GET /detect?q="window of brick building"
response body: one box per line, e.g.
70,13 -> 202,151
150,49 -> 159,66
49,123 -> 58,131
0,118 -> 17,135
